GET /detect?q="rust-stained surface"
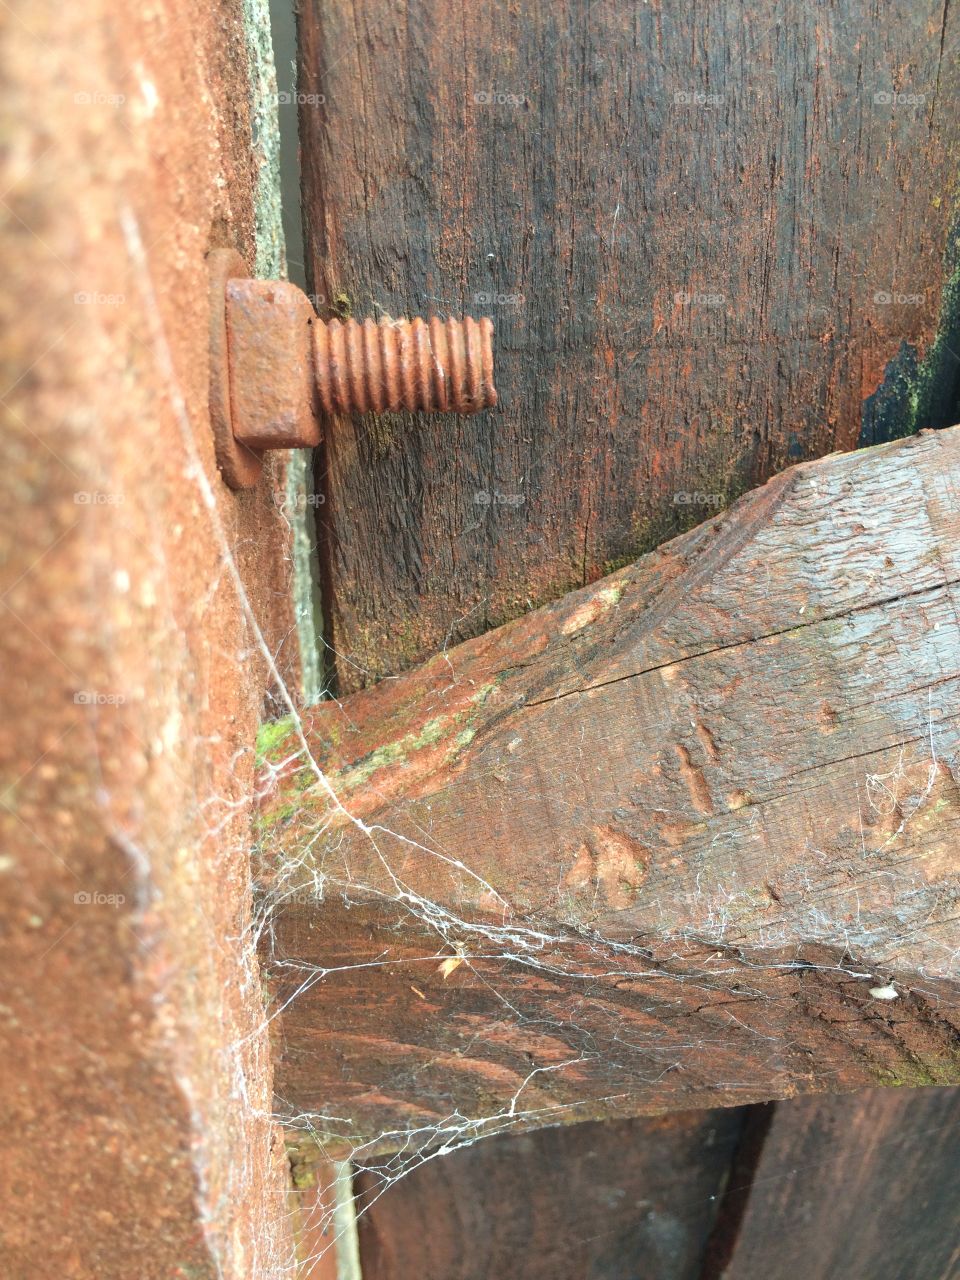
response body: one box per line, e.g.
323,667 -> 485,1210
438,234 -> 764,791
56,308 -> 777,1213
226,270 -> 321,450
210,248 -> 267,490
258,429 -> 960,1153
0,0 -> 298,1274
300,0 -> 960,691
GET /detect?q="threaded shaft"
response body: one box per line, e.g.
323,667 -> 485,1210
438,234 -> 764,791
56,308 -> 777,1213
312,316 -> 497,416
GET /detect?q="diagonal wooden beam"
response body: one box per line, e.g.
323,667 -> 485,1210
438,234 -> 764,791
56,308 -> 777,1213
257,428 -> 960,1162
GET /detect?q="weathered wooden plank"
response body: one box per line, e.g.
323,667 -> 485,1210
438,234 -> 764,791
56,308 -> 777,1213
354,1109 -> 744,1280
259,428 -> 960,1156
706,1086 -> 960,1280
299,0 -> 960,690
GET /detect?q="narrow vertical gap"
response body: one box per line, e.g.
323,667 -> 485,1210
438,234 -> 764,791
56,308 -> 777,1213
268,0 -> 333,699
268,0 -> 308,294
312,429 -> 341,698
698,1101 -> 776,1280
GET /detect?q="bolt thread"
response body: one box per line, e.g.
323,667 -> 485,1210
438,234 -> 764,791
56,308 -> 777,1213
312,316 -> 497,416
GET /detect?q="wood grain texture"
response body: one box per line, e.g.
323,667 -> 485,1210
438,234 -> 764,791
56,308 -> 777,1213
299,0 -> 960,690
708,1086 -> 960,1280
355,1109 -> 745,1280
260,429 -> 960,1154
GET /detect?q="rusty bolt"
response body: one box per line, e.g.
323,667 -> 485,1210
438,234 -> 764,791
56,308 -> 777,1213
313,316 -> 497,416
207,250 -> 498,490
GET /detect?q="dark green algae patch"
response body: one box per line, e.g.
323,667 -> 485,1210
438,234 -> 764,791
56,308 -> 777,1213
860,205 -> 960,447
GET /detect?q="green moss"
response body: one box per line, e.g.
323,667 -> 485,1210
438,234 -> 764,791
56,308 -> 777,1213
255,715 -> 295,766
340,713 -> 459,789
470,679 -> 499,706
330,681 -> 496,792
255,797 -> 300,835
290,1162 -> 317,1190
365,413 -> 401,458
349,613 -> 430,681
288,1132 -> 353,1172
332,290 -> 353,320
600,554 -> 635,577
815,618 -> 847,639
874,1053 -> 960,1088
875,1064 -> 938,1088
596,581 -> 626,607
630,457 -> 752,558
909,241 -> 960,430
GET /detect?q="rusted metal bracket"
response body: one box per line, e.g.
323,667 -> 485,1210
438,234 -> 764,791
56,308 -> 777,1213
207,249 -> 498,489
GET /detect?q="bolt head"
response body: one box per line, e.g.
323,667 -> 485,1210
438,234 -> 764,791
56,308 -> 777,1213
226,279 -> 321,451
